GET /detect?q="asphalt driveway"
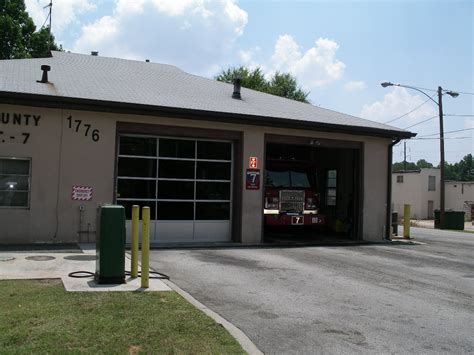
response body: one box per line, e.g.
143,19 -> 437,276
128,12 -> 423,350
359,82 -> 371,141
149,228 -> 474,354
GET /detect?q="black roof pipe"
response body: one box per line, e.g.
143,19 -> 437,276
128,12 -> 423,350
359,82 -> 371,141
37,65 -> 51,83
232,77 -> 242,99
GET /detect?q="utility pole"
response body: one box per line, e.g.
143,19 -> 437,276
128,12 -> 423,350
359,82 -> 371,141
403,141 -> 407,170
49,0 -> 52,32
43,1 -> 52,50
438,86 -> 445,229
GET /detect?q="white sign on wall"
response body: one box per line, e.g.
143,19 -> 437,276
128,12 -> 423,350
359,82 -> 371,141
71,185 -> 93,201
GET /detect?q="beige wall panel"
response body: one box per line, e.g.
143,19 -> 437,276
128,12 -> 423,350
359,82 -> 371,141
55,110 -> 117,242
0,104 -> 61,243
362,139 -> 389,241
240,130 -> 265,244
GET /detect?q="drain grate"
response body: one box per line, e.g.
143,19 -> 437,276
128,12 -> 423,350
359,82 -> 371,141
64,255 -> 97,261
25,255 -> 55,261
0,256 -> 15,261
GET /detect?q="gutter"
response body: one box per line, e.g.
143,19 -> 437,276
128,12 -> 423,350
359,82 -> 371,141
0,91 -> 416,140
386,137 -> 402,240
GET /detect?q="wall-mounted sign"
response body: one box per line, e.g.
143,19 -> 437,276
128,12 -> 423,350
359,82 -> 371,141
249,156 -> 258,169
246,169 -> 260,190
0,112 -> 41,145
72,185 -> 93,201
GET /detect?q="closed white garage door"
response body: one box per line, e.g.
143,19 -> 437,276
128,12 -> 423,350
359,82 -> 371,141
116,135 -> 233,243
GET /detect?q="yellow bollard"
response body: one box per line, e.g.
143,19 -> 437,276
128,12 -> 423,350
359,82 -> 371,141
403,204 -> 411,239
141,206 -> 150,289
131,205 -> 139,278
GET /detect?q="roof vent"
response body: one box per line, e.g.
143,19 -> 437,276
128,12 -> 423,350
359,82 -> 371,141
232,77 -> 242,99
91,51 -> 99,56
37,65 -> 51,83
145,59 -> 150,62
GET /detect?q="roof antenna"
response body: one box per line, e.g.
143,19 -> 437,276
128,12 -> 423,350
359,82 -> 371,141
42,1 -> 53,50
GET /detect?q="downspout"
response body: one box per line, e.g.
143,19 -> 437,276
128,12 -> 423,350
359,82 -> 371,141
386,137 -> 401,240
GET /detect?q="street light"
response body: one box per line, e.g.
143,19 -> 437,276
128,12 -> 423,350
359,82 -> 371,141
381,82 -> 459,229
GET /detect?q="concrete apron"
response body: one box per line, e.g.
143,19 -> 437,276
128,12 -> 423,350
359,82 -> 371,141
0,244 -> 170,292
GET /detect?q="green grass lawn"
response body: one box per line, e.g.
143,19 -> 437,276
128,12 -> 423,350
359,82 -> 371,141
0,279 -> 245,354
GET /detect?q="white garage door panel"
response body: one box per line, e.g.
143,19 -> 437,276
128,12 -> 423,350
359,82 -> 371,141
194,221 -> 231,242
155,221 -> 194,242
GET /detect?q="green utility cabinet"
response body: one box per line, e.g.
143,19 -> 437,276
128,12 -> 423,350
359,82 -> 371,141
434,210 -> 465,230
95,205 -> 126,284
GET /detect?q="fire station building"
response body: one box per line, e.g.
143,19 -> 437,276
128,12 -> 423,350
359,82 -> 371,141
0,52 -> 414,245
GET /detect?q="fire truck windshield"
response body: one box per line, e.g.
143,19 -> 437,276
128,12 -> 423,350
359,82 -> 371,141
266,170 -> 311,188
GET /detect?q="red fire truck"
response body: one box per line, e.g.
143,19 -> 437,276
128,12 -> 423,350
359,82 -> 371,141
264,159 -> 327,227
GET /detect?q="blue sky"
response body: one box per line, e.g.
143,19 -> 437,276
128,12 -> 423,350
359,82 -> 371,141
26,0 -> 473,164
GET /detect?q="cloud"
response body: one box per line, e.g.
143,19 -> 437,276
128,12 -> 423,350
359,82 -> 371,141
238,46 -> 261,69
270,35 -> 345,88
344,81 -> 366,92
73,0 -> 248,76
360,87 -> 437,125
25,0 -> 96,34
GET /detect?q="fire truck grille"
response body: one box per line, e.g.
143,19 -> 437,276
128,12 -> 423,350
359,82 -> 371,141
279,190 -> 305,213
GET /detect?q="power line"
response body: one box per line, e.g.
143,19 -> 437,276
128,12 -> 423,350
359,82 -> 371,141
384,96 -> 434,124
413,137 -> 471,140
41,11 -> 51,29
403,115 -> 437,130
418,127 -> 474,137
445,114 -> 474,117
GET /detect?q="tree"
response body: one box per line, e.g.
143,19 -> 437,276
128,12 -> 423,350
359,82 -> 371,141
216,66 -> 269,93
441,154 -> 473,181
268,72 -> 309,103
216,66 -> 310,103
392,161 -> 417,172
416,159 -> 433,169
393,154 -> 474,180
0,0 -> 61,60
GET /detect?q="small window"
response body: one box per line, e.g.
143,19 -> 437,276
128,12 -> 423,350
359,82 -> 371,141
117,179 -> 156,199
397,175 -> 404,183
158,160 -> 195,179
196,202 -> 230,220
158,181 -> 194,200
119,136 -> 156,156
326,170 -> 337,206
428,176 -> 436,191
196,182 -> 231,200
0,157 -> 31,208
118,157 -> 156,178
197,141 -> 231,160
157,202 -> 194,220
159,138 -> 195,158
196,162 -> 231,180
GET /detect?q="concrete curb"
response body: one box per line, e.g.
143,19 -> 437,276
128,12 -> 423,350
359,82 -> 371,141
163,279 -> 263,355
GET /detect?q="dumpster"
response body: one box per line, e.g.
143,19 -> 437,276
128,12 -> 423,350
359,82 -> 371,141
95,204 -> 126,284
434,210 -> 465,230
